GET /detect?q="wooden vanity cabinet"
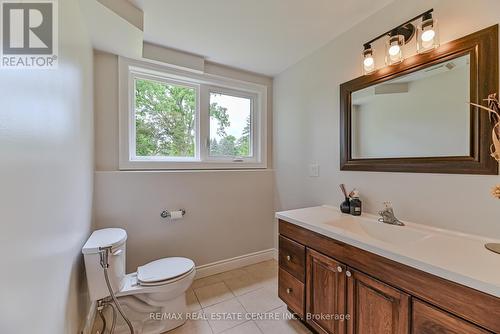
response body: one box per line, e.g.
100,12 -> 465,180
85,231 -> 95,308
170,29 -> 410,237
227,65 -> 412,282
278,235 -> 306,318
278,220 -> 499,334
412,300 -> 491,334
304,248 -> 410,334
279,235 -> 306,282
278,268 -> 305,318
347,268 -> 410,334
306,249 -> 347,334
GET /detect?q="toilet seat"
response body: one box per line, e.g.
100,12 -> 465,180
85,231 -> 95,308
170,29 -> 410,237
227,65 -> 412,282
137,257 -> 195,286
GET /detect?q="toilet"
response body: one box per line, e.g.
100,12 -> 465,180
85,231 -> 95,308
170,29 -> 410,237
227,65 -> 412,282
82,228 -> 195,334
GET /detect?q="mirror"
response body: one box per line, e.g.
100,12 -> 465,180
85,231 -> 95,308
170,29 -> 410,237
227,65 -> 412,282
351,54 -> 470,159
340,25 -> 498,175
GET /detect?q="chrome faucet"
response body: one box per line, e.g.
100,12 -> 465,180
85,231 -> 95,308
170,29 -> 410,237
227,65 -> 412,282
378,202 -> 405,226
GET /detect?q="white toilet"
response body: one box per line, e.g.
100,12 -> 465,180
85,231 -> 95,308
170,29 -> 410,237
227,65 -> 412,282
82,228 -> 196,334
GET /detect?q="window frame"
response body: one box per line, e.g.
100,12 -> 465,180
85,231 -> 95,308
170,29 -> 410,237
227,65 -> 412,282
119,57 -> 268,170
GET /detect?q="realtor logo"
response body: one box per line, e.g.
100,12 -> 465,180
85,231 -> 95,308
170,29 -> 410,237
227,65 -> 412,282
1,0 -> 58,68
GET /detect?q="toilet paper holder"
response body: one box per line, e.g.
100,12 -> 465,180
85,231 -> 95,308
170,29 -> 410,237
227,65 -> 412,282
160,209 -> 186,219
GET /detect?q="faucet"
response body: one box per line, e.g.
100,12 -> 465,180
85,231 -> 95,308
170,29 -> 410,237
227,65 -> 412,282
378,202 -> 405,226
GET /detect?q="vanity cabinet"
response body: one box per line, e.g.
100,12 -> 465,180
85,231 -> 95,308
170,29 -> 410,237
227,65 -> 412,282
278,268 -> 304,318
306,249 -> 347,334
278,220 -> 499,334
303,248 -> 409,334
278,235 -> 306,318
412,300 -> 491,334
347,268 -> 410,334
279,235 -> 305,282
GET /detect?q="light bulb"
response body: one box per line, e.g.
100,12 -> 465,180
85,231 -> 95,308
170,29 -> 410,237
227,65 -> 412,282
421,29 -> 435,42
362,44 -> 375,74
388,44 -> 400,56
417,13 -> 439,53
363,56 -> 374,67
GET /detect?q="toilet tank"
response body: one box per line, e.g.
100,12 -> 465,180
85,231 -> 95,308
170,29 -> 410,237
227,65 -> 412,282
82,228 -> 127,301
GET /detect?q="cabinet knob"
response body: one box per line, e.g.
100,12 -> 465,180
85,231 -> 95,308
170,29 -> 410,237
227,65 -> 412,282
286,255 -> 291,261
346,270 -> 352,278
286,288 -> 292,294
337,266 -> 343,273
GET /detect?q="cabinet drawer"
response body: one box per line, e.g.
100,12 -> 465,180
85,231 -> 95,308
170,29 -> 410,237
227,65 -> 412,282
279,235 -> 305,282
279,268 -> 304,318
412,299 -> 492,334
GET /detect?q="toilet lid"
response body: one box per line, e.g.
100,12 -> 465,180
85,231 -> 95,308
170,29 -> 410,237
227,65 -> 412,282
137,257 -> 195,284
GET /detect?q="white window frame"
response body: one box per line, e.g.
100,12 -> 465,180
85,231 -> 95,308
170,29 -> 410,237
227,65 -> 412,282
119,57 -> 267,170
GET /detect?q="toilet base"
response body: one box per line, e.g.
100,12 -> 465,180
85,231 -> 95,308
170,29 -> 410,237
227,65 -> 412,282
104,293 -> 188,334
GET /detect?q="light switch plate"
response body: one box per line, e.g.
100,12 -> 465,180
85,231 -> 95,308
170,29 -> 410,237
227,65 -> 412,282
308,164 -> 320,177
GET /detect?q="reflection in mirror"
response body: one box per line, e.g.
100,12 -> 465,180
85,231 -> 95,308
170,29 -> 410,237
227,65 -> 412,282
351,54 -> 470,159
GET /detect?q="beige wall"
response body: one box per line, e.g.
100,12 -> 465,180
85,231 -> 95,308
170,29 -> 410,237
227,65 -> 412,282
0,0 -> 94,333
274,0 -> 500,237
93,52 -> 275,271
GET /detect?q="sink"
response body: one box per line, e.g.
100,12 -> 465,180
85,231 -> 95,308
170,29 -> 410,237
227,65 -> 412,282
323,215 -> 431,246
358,219 -> 431,246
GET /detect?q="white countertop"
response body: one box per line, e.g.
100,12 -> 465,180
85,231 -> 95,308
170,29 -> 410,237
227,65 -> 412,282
276,205 -> 500,298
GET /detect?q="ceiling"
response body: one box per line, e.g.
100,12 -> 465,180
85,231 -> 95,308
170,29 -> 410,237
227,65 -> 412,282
131,0 -> 394,76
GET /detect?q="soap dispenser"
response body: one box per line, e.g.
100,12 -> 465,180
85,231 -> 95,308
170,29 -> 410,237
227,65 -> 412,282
350,190 -> 362,216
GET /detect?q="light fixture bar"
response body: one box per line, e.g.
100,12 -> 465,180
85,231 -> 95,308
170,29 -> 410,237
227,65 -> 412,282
363,9 -> 433,46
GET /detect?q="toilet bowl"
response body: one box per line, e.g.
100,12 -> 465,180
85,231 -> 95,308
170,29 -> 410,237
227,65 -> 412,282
82,228 -> 195,334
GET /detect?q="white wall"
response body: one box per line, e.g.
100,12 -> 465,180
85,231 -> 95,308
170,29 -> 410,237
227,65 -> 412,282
93,52 -> 275,272
0,0 -> 94,333
274,0 -> 500,238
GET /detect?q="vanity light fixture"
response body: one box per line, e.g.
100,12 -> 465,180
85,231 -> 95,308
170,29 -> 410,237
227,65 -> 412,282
417,11 -> 439,53
362,44 -> 375,74
386,30 -> 404,65
361,9 -> 438,74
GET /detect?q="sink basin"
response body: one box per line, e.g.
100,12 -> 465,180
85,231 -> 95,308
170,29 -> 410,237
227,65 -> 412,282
358,219 -> 431,246
323,215 -> 431,246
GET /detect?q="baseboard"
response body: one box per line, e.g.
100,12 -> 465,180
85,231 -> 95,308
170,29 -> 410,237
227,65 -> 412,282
195,248 -> 278,279
81,300 -> 97,334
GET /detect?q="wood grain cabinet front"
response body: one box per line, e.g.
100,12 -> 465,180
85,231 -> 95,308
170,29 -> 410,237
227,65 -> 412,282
306,249 -> 347,334
347,268 -> 410,334
278,268 -> 305,318
279,235 -> 306,282
278,220 -> 500,334
412,300 -> 492,334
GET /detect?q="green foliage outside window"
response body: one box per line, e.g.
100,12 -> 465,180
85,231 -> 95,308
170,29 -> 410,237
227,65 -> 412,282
135,79 -> 251,158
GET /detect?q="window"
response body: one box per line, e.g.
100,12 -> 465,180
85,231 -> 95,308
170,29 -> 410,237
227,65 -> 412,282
135,78 -> 198,160
119,58 -> 267,170
209,91 -> 253,159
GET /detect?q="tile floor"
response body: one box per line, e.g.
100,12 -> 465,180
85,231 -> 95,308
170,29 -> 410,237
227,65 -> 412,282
92,260 -> 311,334
173,259 -> 311,334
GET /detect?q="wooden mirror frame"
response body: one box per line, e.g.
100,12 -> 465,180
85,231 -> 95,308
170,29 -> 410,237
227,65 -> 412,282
340,25 -> 498,174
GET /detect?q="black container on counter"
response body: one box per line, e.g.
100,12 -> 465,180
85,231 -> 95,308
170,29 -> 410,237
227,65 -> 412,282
340,197 -> 350,214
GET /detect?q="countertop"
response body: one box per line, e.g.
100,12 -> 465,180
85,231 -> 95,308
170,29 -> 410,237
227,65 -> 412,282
276,205 -> 500,298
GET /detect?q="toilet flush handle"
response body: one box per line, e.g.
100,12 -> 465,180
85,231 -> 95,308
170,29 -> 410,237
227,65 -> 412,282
112,249 -> 123,256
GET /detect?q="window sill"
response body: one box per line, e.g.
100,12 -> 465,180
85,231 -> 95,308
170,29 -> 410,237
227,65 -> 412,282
99,168 -> 274,174
118,160 -> 267,170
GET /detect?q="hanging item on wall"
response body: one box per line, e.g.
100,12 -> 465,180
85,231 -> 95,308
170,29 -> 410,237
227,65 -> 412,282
470,93 -> 500,254
470,93 -> 500,163
492,185 -> 500,199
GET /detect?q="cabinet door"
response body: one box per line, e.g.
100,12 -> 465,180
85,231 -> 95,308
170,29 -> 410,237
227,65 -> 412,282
347,268 -> 410,334
306,249 -> 347,334
412,299 -> 492,334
